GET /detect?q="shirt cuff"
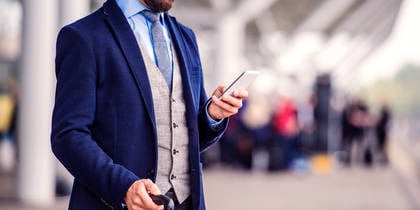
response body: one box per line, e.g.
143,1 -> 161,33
205,99 -> 225,128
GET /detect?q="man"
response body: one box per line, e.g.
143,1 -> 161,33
51,0 -> 248,209
375,103 -> 391,163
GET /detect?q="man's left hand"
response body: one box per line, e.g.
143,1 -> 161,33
208,86 -> 248,121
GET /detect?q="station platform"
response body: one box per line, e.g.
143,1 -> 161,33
0,140 -> 418,210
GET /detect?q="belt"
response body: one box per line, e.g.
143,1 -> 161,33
165,188 -> 192,210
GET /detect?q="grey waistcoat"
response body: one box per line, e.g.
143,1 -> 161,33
138,42 -> 191,203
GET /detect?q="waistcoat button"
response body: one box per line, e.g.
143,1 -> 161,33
173,122 -> 178,128
173,149 -> 179,155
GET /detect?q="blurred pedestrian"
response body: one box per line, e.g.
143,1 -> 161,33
297,95 -> 315,155
341,98 -> 368,166
0,83 -> 16,173
375,103 -> 391,164
269,98 -> 299,171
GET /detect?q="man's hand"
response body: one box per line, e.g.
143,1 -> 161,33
208,86 -> 248,120
125,179 -> 163,210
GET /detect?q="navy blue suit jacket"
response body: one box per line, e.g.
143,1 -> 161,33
51,1 -> 227,209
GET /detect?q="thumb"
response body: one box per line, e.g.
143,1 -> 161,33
213,85 -> 226,97
143,179 -> 161,195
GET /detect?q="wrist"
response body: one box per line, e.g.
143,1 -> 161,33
207,104 -> 222,121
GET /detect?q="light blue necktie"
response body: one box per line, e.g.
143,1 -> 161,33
142,10 -> 172,89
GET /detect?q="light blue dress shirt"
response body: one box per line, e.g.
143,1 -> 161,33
116,0 -> 172,65
116,0 -> 223,126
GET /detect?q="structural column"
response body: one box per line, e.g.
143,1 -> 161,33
18,0 -> 57,205
216,0 -> 277,84
217,15 -> 245,84
60,0 -> 90,27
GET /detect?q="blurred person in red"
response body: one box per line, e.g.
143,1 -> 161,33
269,98 -> 299,171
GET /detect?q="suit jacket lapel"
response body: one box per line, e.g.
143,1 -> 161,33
165,15 -> 196,112
165,15 -> 201,210
103,0 -> 156,128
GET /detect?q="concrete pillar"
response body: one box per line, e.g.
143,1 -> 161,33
59,0 -> 90,27
216,0 -> 277,84
217,15 -> 245,84
18,0 -> 57,205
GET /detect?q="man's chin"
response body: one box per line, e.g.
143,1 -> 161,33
145,0 -> 174,13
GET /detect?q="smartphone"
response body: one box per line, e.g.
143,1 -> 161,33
149,193 -> 174,210
218,70 -> 260,99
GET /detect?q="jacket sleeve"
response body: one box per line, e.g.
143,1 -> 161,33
51,26 -> 138,207
198,98 -> 229,152
183,28 -> 229,152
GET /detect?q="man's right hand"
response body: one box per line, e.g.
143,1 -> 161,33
125,179 -> 163,210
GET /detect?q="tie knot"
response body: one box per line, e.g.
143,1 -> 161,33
141,10 -> 160,23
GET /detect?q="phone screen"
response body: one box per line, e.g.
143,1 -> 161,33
218,70 -> 260,99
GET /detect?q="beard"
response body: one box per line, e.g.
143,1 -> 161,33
144,0 -> 174,13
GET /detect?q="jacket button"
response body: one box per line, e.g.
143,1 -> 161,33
147,169 -> 155,177
170,174 -> 177,180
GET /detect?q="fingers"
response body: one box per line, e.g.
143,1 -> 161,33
208,86 -> 249,120
140,180 -> 163,210
126,179 -> 163,210
212,96 -> 240,114
232,89 -> 249,99
212,85 -> 226,98
221,93 -> 244,108
143,179 -> 161,195
135,181 -> 154,207
209,95 -> 239,120
215,89 -> 248,110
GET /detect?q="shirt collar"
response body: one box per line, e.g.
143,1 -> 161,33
116,0 -> 164,20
